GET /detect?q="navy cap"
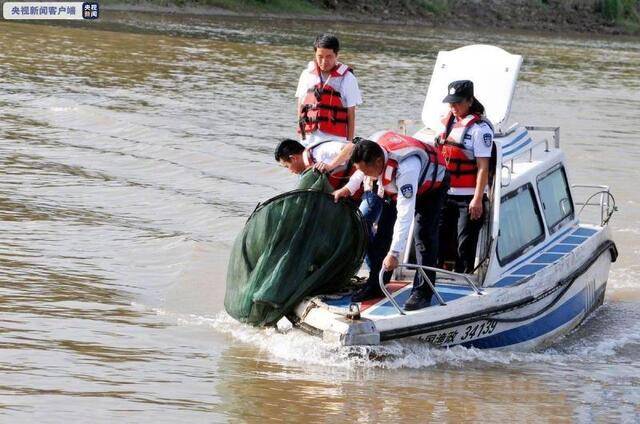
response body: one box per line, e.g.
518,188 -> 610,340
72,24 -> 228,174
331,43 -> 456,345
443,80 -> 474,103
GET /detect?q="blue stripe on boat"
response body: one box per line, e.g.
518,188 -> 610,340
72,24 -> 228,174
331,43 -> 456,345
500,130 -> 528,149
547,244 -> 577,253
496,225 -> 596,288
462,284 -> 603,349
504,226 -> 574,273
494,276 -> 524,287
366,285 -> 472,317
503,138 -> 532,156
532,253 -> 565,264
573,227 -> 597,237
560,235 -> 587,245
323,284 -> 473,312
511,264 -> 547,276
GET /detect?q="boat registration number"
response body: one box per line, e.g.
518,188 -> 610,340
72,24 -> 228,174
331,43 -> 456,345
420,320 -> 497,346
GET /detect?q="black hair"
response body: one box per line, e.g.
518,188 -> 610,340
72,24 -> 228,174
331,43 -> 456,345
351,139 -> 384,164
313,33 -> 340,54
469,97 -> 485,115
274,138 -> 304,162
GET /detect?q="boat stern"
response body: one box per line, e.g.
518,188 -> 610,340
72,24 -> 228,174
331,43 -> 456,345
293,297 -> 381,346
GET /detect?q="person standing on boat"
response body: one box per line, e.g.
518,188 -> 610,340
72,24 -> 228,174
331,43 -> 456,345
296,33 -> 362,173
333,131 -> 449,310
436,80 -> 494,274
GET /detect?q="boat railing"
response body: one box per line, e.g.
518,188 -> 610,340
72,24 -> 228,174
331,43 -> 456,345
504,126 -> 560,172
524,126 -> 560,148
571,184 -> 617,226
398,119 -> 419,135
378,264 -> 484,315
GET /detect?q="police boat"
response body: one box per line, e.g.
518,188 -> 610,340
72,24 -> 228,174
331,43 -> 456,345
289,45 -> 618,349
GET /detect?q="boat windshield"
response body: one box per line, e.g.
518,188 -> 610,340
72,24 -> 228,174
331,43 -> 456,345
497,183 -> 545,265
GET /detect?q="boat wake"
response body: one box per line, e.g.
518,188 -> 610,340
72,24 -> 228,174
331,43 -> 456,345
156,302 -> 640,370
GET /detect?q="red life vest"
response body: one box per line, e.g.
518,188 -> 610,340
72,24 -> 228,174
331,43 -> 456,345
298,62 -> 352,139
436,112 -> 482,189
371,131 -> 447,199
302,140 -> 354,190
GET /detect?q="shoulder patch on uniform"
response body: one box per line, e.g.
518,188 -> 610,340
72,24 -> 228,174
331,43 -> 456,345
400,184 -> 413,199
483,132 -> 493,147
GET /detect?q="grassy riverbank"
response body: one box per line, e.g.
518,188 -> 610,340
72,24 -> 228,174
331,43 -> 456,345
99,0 -> 640,35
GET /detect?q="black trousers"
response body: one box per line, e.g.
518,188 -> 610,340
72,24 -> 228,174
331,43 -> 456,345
365,183 -> 448,297
439,195 -> 486,274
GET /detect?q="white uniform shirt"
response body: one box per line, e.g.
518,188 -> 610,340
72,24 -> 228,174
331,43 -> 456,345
448,120 -> 493,196
309,141 -> 346,165
296,61 -> 363,146
345,155 -> 422,256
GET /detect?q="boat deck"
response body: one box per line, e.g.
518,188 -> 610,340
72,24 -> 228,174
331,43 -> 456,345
319,281 -> 477,318
318,225 -> 603,316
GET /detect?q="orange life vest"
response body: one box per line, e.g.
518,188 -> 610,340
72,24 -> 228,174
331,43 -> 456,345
371,131 -> 448,199
298,62 -> 351,139
436,112 -> 482,189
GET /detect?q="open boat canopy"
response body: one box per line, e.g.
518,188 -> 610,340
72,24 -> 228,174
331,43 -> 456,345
421,44 -> 523,134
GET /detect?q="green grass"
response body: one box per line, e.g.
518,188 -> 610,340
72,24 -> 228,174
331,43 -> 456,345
417,0 -> 450,15
202,0 -> 322,14
101,0 -> 323,14
600,0 -> 640,22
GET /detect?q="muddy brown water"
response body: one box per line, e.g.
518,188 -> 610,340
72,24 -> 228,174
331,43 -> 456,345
0,11 -> 639,422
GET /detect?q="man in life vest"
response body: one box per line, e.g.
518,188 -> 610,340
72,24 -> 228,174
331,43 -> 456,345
334,131 -> 449,310
296,34 -> 362,172
274,138 -> 354,190
436,80 -> 494,274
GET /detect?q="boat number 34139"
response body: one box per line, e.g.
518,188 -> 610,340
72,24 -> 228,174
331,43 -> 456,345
420,320 -> 498,346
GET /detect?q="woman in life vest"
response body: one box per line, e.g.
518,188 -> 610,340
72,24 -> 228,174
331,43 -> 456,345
437,80 -> 494,274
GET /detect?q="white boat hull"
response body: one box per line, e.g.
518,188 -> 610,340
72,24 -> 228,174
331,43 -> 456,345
292,225 -> 616,350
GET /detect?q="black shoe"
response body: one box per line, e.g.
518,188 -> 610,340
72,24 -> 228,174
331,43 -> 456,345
404,291 -> 433,311
351,283 -> 383,302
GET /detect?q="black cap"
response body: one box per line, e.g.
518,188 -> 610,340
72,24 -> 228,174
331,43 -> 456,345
443,80 -> 474,103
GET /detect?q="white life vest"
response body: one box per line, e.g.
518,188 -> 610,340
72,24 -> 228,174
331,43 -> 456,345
302,140 -> 352,189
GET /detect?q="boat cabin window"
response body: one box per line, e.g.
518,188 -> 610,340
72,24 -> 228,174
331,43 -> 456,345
537,164 -> 574,233
497,183 -> 545,265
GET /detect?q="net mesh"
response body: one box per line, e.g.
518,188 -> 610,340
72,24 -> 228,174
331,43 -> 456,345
224,170 -> 366,326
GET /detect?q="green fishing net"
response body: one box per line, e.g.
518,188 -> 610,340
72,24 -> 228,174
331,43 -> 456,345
224,170 -> 366,326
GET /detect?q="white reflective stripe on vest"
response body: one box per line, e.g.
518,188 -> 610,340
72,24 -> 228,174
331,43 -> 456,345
302,141 -> 348,174
370,131 -> 445,193
444,114 -> 477,160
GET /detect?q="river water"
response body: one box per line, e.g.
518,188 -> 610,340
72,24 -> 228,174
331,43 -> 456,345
0,11 -> 639,423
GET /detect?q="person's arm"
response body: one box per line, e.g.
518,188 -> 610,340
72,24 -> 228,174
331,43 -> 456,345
316,142 -> 355,173
469,158 -> 489,220
295,70 -> 308,127
469,124 -> 493,220
382,157 -> 420,271
333,169 -> 364,202
346,106 -> 355,142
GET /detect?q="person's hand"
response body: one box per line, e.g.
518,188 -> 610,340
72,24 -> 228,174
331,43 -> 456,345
382,254 -> 399,272
332,187 -> 351,203
313,161 -> 334,174
469,196 -> 483,220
